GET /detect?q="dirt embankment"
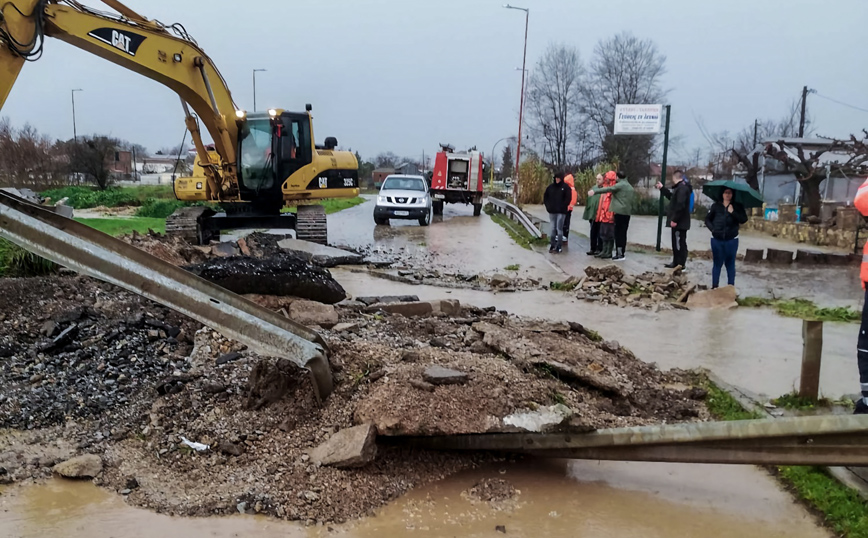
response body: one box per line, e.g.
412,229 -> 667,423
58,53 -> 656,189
0,275 -> 709,525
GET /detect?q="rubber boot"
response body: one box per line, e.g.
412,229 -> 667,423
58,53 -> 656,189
596,240 -> 613,259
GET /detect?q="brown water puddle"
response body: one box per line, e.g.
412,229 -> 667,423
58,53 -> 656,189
0,460 -> 827,538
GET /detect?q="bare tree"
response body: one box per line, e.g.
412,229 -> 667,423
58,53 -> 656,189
0,118 -> 65,188
68,135 -> 121,190
699,100 -> 802,188
374,152 -> 400,168
583,32 -> 667,182
525,43 -> 589,171
765,131 -> 868,217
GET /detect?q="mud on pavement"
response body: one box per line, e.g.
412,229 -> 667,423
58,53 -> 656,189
0,273 -> 710,524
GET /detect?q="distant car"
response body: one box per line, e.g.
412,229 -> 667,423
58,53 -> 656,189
373,174 -> 433,226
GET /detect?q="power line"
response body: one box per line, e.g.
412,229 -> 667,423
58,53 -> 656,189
813,93 -> 868,114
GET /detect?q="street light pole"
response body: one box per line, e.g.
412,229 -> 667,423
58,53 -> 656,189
504,4 -> 529,203
490,136 -> 514,184
71,89 -> 83,142
252,69 -> 266,112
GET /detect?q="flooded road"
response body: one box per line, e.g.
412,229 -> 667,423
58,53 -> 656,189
329,197 -> 563,280
0,460 -> 828,537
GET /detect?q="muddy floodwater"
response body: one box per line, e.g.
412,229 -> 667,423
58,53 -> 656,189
0,460 -> 828,537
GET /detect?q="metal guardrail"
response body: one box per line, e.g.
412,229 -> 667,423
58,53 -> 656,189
392,414 -> 868,466
0,191 -> 334,401
486,196 -> 544,239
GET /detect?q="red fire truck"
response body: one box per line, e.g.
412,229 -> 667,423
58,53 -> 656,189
429,144 -> 485,216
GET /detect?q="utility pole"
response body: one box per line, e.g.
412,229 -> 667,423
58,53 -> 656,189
753,118 -> 759,147
252,69 -> 266,112
655,105 -> 672,252
504,4 -> 529,204
71,88 -> 83,142
799,85 -> 808,138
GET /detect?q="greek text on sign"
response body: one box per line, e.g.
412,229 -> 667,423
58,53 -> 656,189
613,104 -> 663,135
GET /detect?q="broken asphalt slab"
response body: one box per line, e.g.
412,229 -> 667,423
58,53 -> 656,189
277,238 -> 364,267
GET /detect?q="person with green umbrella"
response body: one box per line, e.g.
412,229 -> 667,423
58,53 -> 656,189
704,187 -> 748,288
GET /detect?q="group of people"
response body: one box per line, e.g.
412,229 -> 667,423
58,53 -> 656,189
543,169 -> 636,260
544,168 -> 749,289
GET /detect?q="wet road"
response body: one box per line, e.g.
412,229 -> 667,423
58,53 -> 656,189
329,197 -> 563,280
0,460 -> 829,538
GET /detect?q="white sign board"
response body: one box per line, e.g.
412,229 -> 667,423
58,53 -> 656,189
613,104 -> 663,135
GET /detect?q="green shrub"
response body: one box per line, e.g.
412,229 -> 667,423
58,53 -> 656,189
0,238 -> 57,277
632,193 -> 666,215
41,185 -> 176,209
135,198 -> 188,219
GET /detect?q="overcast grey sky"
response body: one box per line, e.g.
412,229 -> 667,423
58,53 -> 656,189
4,0 -> 867,163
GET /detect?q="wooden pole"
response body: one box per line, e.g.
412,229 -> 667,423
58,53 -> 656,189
799,320 -> 823,401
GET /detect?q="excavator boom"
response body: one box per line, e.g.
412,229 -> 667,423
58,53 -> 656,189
1,0 -> 359,244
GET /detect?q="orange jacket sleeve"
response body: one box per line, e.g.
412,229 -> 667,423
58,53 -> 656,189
855,178 -> 868,217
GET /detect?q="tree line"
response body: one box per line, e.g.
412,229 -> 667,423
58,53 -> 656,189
523,32 -> 667,182
0,118 -> 186,190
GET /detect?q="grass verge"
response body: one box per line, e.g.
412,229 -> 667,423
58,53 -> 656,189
701,376 -> 868,537
75,217 -> 166,236
738,297 -> 860,323
484,204 -> 548,251
283,197 -> 367,215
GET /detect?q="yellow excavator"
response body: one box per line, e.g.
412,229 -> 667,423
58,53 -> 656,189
1,0 -> 359,244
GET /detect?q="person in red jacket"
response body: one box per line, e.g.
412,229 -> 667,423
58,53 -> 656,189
594,171 -> 617,259
853,178 -> 868,414
563,173 -> 578,245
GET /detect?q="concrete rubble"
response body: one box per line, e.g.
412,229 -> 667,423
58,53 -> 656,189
567,265 -> 695,310
309,424 -> 378,469
53,454 -> 103,479
277,239 -> 364,267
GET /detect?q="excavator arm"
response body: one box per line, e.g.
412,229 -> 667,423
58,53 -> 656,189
0,0 -> 241,200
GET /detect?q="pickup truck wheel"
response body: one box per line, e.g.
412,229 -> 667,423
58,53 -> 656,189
419,207 -> 432,227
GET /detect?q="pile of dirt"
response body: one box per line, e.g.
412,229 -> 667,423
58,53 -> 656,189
123,230 -> 209,266
184,253 -> 347,304
0,275 -> 709,525
570,264 -> 693,310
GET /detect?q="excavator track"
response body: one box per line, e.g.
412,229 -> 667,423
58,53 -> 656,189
296,205 -> 328,244
166,206 -> 216,245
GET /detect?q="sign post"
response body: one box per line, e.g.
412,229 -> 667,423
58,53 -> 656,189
611,104 -> 669,251
655,105 -> 671,252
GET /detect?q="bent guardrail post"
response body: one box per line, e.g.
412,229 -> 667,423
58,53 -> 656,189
0,191 -> 333,401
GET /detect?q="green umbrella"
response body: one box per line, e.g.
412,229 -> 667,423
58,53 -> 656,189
701,180 -> 764,209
